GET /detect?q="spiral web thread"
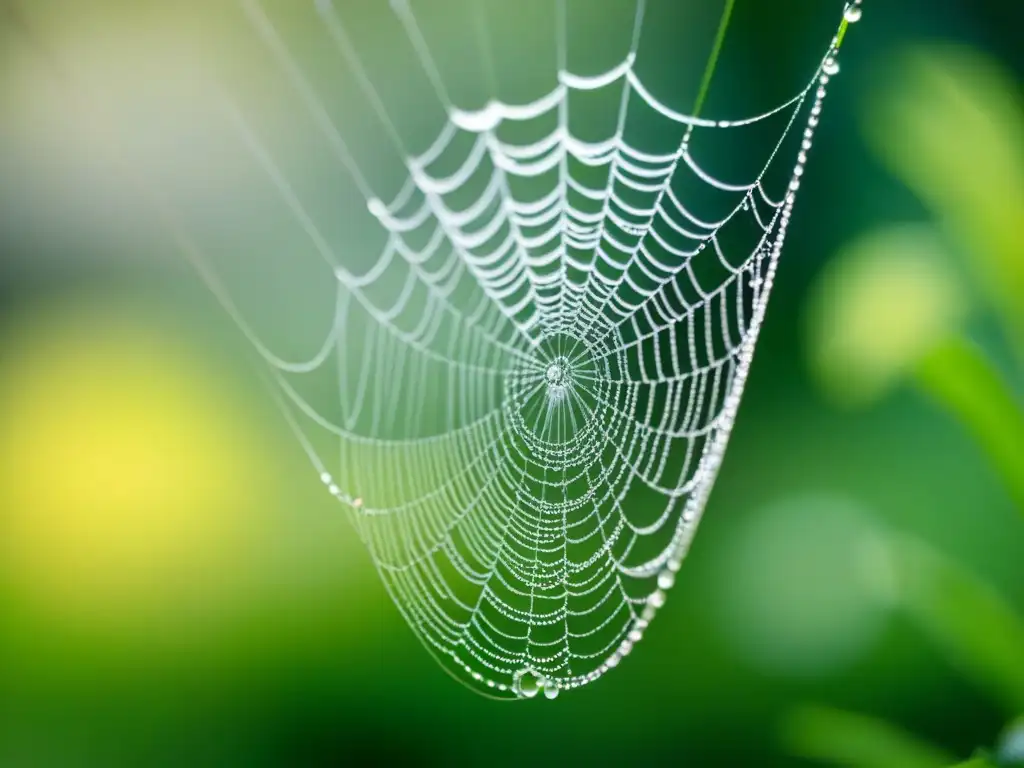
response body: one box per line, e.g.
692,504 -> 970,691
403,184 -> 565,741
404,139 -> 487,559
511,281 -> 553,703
197,0 -> 864,699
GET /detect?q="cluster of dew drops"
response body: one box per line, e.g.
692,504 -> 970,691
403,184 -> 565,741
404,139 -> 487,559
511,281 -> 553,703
514,668 -> 562,700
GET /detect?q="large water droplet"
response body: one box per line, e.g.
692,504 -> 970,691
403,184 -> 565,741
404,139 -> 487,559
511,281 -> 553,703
543,681 -> 559,700
996,717 -> 1024,766
657,570 -> 675,590
515,669 -> 541,699
823,57 -> 840,76
844,5 -> 862,23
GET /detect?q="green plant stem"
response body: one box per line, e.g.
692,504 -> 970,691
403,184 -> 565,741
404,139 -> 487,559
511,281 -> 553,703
691,0 -> 736,119
913,335 -> 1024,516
836,16 -> 851,49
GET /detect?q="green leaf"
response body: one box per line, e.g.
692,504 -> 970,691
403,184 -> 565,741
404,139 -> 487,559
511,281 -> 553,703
913,336 -> 1024,514
864,45 -> 1024,360
804,224 -> 967,408
782,704 -> 955,768
888,536 -> 1024,714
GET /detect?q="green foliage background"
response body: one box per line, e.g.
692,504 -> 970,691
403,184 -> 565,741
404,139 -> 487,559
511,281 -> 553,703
0,1 -> 1020,765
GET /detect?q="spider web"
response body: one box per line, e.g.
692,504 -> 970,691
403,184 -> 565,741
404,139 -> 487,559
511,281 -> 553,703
186,0 -> 863,699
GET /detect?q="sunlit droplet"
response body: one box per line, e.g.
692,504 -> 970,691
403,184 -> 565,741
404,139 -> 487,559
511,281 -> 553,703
515,669 -> 541,698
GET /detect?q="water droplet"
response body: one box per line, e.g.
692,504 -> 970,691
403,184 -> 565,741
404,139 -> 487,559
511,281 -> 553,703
367,198 -> 387,219
823,57 -> 840,76
657,570 -> 675,590
515,669 -> 541,698
741,198 -> 749,211
647,589 -> 666,608
543,681 -> 559,700
352,497 -> 364,508
996,717 -> 1024,766
844,5 -> 862,23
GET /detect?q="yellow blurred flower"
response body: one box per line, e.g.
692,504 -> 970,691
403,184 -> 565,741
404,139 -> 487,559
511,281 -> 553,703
0,296 -> 273,629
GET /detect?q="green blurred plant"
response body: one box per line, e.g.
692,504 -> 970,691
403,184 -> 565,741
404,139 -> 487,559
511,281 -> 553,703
790,42 -> 1024,768
783,705 -> 958,768
866,46 -> 1024,361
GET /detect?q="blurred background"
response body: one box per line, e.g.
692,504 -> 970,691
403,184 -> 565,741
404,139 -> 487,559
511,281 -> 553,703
0,0 -> 1021,765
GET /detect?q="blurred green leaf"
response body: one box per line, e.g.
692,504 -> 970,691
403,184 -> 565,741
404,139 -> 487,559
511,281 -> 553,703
804,224 -> 967,407
865,45 -> 1024,359
913,336 -> 1024,514
889,536 -> 1024,714
782,704 -> 954,768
